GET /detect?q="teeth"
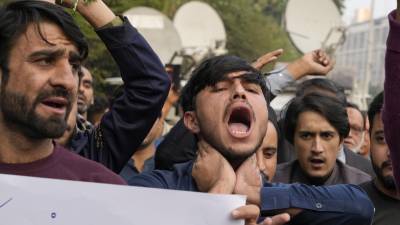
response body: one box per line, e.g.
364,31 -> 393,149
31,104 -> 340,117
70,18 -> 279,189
232,130 -> 247,135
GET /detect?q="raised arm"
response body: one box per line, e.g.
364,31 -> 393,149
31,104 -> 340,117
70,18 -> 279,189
56,0 -> 170,172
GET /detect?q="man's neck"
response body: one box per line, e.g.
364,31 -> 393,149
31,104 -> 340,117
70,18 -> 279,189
0,122 -> 54,164
374,179 -> 400,200
132,144 -> 156,173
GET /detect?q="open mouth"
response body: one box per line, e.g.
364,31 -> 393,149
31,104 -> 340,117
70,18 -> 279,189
344,139 -> 353,145
309,158 -> 325,167
227,106 -> 252,138
77,95 -> 86,104
41,97 -> 68,114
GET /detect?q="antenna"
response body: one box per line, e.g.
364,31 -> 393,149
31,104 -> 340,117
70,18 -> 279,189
285,0 -> 344,54
174,1 -> 226,51
123,7 -> 182,65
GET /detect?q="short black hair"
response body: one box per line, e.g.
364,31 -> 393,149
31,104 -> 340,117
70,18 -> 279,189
284,93 -> 350,144
296,78 -> 347,105
368,92 -> 384,132
346,101 -> 365,130
180,55 -> 269,112
0,0 -> 88,84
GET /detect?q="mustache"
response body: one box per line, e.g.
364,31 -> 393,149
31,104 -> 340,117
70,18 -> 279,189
35,87 -> 72,103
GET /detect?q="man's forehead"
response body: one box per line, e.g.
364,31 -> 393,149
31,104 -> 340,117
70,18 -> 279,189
20,22 -> 78,53
81,68 -> 93,81
297,111 -> 336,131
347,107 -> 363,119
372,112 -> 384,130
226,71 -> 249,78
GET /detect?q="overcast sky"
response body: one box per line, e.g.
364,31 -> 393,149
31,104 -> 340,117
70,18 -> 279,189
343,0 -> 396,24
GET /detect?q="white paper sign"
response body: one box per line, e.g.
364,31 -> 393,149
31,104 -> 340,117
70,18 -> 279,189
0,174 -> 246,225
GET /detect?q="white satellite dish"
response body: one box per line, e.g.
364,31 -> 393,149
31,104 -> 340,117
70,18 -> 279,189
285,0 -> 344,53
173,1 -> 226,50
124,7 -> 182,64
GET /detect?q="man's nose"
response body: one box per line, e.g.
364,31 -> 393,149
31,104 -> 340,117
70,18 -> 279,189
231,81 -> 246,100
50,61 -> 77,91
311,137 -> 324,154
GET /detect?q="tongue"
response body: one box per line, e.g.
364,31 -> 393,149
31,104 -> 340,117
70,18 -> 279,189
228,122 -> 249,133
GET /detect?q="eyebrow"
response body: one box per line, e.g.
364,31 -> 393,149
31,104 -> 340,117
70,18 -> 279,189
27,49 -> 66,61
27,48 -> 82,63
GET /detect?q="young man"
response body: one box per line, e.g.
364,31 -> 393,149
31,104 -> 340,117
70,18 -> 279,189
77,66 -> 94,120
279,78 -> 375,176
274,93 -> 371,185
129,55 -> 374,225
0,0 -> 124,184
155,49 -> 335,170
361,92 -> 400,225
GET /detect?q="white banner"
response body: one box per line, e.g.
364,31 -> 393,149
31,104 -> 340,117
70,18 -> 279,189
0,174 -> 245,225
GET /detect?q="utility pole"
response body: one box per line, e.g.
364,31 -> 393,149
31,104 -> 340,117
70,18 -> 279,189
362,0 -> 375,110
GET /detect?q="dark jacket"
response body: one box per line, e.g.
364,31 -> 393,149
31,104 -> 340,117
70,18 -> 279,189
130,160 -> 374,225
273,160 -> 371,185
343,147 -> 375,177
69,18 -> 170,173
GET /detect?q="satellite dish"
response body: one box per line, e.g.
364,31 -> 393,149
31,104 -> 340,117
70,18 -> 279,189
173,1 -> 226,50
124,7 -> 182,64
285,0 -> 344,53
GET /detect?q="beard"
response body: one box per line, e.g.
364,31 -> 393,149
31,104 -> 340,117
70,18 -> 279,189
0,86 -> 73,139
372,159 -> 397,190
198,122 -> 264,168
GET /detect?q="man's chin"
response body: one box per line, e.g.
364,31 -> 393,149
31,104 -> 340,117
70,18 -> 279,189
219,146 -> 257,167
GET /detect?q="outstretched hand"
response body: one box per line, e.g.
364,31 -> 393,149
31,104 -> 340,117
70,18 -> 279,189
303,49 -> 334,75
287,49 -> 334,80
252,49 -> 284,71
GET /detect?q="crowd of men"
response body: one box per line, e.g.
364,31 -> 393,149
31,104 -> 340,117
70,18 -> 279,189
0,0 -> 399,225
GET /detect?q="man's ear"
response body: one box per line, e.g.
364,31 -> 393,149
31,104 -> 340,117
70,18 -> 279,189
184,111 -> 200,134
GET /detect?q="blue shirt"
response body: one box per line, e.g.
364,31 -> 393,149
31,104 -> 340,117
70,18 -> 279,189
129,160 -> 374,225
119,157 -> 155,182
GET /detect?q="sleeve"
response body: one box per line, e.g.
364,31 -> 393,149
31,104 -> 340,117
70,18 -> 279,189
260,183 -> 374,225
266,68 -> 295,96
127,171 -> 171,189
383,10 -> 400,189
89,18 -> 170,173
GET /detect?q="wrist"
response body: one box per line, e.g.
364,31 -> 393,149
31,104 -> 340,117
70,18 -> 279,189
286,59 -> 309,80
77,0 -> 116,29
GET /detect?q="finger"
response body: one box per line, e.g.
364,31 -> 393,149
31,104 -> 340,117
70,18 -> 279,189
252,49 -> 283,70
266,49 -> 284,57
232,205 -> 260,220
261,213 -> 290,225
